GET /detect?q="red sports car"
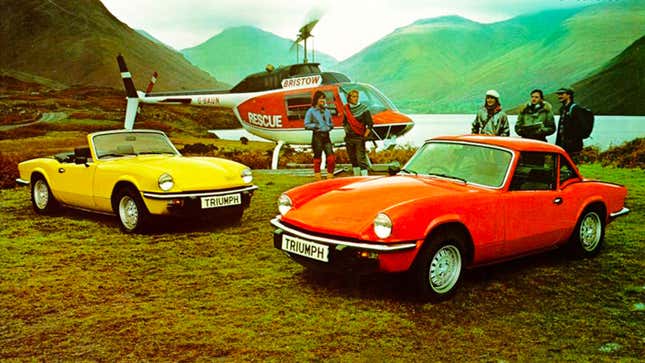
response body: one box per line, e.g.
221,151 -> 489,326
271,135 -> 630,301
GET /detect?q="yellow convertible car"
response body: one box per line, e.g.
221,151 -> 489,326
16,129 -> 258,233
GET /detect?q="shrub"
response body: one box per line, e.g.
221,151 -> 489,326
579,146 -> 600,164
598,138 -> 644,169
0,127 -> 47,140
0,152 -> 21,189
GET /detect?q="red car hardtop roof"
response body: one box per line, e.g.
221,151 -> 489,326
430,135 -> 565,153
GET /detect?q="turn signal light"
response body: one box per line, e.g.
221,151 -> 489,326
168,199 -> 184,207
358,251 -> 378,259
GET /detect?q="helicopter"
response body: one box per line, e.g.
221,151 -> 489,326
117,19 -> 414,169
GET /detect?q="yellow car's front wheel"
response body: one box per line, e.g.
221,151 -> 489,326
115,186 -> 149,233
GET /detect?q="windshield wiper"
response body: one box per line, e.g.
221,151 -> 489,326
400,168 -> 417,175
99,153 -> 127,158
427,172 -> 467,183
138,151 -> 174,155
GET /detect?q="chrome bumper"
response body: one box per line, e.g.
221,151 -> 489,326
16,178 -> 30,186
609,207 -> 630,219
271,216 -> 418,252
143,185 -> 258,199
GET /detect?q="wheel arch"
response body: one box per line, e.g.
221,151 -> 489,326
110,180 -> 139,212
579,199 -> 607,223
419,222 -> 474,266
30,169 -> 60,199
30,169 -> 51,185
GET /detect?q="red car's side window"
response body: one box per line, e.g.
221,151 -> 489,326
559,157 -> 578,185
509,152 -> 557,191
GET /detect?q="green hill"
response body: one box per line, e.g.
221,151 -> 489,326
337,1 -> 644,114
0,0 -> 224,91
182,26 -> 338,85
567,36 -> 645,115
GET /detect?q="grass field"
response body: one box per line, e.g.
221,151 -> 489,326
0,165 -> 643,361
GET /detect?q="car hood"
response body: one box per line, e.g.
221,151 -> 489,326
284,175 -> 474,238
100,155 -> 246,191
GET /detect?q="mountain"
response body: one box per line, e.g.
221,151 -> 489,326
337,1 -> 645,113
567,36 -> 645,115
136,29 -> 175,50
0,0 -> 224,91
182,26 -> 338,85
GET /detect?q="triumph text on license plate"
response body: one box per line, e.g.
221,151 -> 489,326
281,235 -> 329,262
200,193 -> 241,209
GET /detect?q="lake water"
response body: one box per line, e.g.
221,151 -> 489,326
401,114 -> 645,150
212,114 -> 645,151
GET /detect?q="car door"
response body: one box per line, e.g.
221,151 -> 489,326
503,152 -> 569,256
53,148 -> 97,209
552,155 -> 586,237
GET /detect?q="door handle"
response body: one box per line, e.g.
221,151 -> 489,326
553,197 -> 563,205
58,168 -> 65,174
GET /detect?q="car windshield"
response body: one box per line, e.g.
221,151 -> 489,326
339,83 -> 398,113
402,141 -> 513,188
92,131 -> 179,159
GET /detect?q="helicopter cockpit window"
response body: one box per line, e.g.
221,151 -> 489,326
264,74 -> 280,90
340,83 -> 398,113
285,93 -> 311,120
284,91 -> 338,121
289,64 -> 321,76
323,91 -> 338,116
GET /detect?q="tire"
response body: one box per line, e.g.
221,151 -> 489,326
31,176 -> 59,214
114,186 -> 149,233
569,208 -> 605,257
411,230 -> 465,302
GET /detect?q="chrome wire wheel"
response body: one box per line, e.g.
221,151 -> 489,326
429,245 -> 462,294
579,212 -> 602,252
33,179 -> 50,210
118,195 -> 139,231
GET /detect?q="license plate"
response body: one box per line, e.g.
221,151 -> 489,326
200,193 -> 241,209
281,234 -> 329,262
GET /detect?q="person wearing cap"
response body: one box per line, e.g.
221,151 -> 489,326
343,89 -> 373,176
471,89 -> 509,136
304,90 -> 336,180
515,89 -> 556,142
555,87 -> 583,162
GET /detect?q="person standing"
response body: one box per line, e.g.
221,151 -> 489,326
343,89 -> 373,176
515,89 -> 556,142
471,90 -> 509,136
555,87 -> 584,163
304,90 -> 336,180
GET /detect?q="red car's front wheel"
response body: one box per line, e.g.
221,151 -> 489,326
412,230 -> 465,301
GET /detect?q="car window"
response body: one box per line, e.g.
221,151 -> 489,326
559,156 -> 578,184
509,152 -> 556,191
403,142 -> 512,188
92,132 -> 179,159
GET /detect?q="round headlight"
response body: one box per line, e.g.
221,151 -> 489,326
158,173 -> 174,191
241,168 -> 253,183
278,194 -> 292,216
373,213 -> 392,239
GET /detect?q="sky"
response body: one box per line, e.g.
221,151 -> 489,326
101,0 -> 585,61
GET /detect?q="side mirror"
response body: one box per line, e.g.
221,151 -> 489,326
387,165 -> 401,176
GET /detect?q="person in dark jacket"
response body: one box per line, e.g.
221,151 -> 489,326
343,89 -> 373,176
471,90 -> 509,136
515,89 -> 556,142
304,90 -> 336,180
555,87 -> 584,163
